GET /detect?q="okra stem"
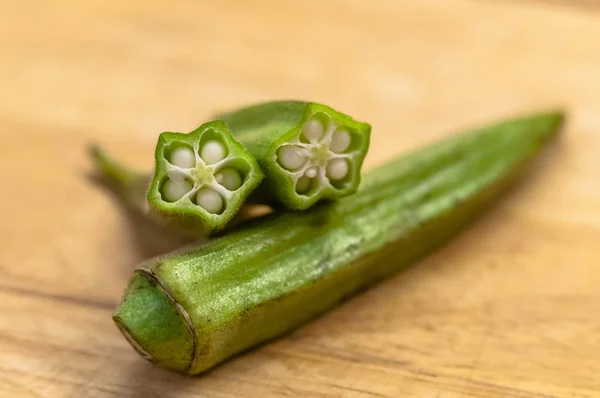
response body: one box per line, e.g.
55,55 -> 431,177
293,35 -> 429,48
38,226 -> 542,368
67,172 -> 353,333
88,145 -> 150,214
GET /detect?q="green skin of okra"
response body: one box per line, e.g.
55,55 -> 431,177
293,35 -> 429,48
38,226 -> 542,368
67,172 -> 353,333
146,120 -> 264,235
113,111 -> 564,375
217,101 -> 372,210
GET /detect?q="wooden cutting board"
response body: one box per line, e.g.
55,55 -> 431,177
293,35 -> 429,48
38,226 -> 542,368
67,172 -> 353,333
1,1 -> 599,396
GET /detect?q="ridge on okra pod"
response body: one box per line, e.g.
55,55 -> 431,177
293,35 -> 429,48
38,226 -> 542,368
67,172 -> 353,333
217,100 -> 372,210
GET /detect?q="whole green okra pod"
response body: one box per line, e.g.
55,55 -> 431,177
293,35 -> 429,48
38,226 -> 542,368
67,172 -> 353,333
217,101 -> 372,210
113,110 -> 564,374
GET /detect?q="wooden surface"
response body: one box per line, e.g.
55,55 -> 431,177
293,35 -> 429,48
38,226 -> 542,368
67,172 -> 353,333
1,1 -> 599,397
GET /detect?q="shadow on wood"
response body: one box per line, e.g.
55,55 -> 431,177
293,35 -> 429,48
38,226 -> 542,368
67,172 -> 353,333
85,172 -> 198,264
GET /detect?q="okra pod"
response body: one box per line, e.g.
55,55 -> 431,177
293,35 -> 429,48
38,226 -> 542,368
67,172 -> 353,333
114,111 -> 564,374
147,120 -> 264,234
217,101 -> 371,209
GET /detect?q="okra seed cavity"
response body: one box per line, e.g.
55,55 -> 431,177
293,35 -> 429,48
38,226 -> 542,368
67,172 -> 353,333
277,145 -> 309,170
170,146 -> 196,168
162,179 -> 193,202
196,188 -> 223,214
200,141 -> 226,165
326,158 -> 349,180
330,129 -> 351,153
296,174 -> 312,194
303,119 -> 325,143
281,119 -> 355,194
215,168 -> 243,191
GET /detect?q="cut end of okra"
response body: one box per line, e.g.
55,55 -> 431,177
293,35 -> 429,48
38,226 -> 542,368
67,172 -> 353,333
274,109 -> 370,202
217,100 -> 370,209
148,121 -> 264,232
113,273 -> 194,372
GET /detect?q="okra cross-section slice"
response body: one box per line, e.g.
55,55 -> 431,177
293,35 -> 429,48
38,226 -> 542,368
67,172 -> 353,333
218,101 -> 371,210
147,120 -> 264,234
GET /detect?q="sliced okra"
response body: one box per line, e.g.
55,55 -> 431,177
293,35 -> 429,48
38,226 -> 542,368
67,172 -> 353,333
217,101 -> 371,210
114,111 -> 565,374
146,120 -> 264,234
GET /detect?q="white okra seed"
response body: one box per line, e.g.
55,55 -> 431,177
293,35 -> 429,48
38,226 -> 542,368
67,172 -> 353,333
305,166 -> 318,178
326,158 -> 349,180
200,141 -> 226,165
163,179 -> 193,202
329,129 -> 351,153
302,119 -> 325,143
296,174 -> 312,194
196,188 -> 223,214
170,146 -> 196,168
215,168 -> 243,191
277,145 -> 309,170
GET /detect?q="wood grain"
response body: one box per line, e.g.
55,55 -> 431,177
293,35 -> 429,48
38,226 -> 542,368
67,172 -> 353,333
524,0 -> 600,10
1,0 -> 599,397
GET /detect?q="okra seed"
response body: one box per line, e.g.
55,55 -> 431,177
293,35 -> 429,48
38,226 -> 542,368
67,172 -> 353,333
163,179 -> 193,202
326,158 -> 349,180
305,166 -> 318,178
303,119 -> 325,143
277,145 -> 309,170
170,146 -> 196,168
296,175 -> 312,194
329,129 -> 351,153
196,188 -> 223,214
200,141 -> 226,165
215,168 -> 243,191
